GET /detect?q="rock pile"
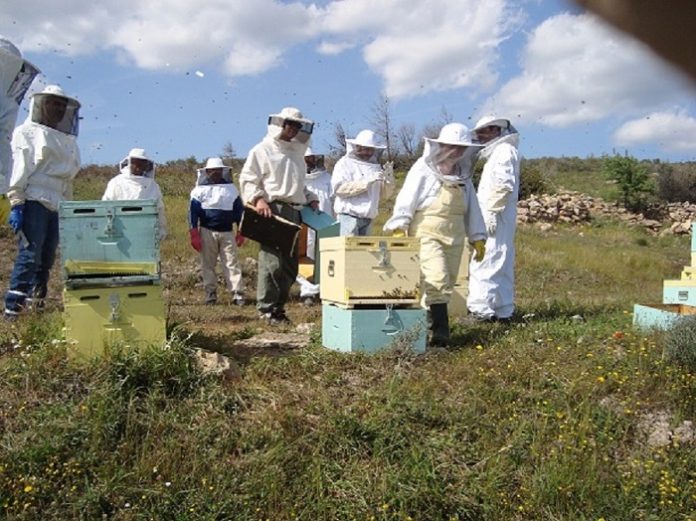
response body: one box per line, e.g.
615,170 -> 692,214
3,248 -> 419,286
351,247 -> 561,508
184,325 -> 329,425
518,190 -> 696,235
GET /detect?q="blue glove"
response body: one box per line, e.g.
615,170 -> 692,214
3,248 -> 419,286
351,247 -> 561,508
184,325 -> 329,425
8,204 -> 24,234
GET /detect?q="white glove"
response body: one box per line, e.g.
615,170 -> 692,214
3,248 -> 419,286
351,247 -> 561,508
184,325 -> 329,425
485,213 -> 498,236
383,161 -> 394,182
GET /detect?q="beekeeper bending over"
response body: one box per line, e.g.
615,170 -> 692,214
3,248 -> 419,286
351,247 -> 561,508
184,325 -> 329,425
467,116 -> 521,323
4,85 -> 80,318
102,147 -> 167,240
0,35 -> 40,224
332,129 -> 394,236
383,123 -> 486,347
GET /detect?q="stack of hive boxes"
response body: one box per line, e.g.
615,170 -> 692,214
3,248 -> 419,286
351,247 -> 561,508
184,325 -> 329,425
59,200 -> 166,357
319,236 -> 427,353
634,222 -> 696,329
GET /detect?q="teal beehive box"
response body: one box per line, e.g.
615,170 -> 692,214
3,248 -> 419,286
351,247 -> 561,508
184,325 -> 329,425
322,303 -> 427,353
59,200 -> 160,279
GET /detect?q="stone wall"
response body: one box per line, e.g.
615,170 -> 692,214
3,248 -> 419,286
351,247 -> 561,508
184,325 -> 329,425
518,191 -> 696,235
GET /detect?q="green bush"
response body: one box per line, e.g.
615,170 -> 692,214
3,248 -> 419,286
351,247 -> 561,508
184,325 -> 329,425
657,162 -> 696,203
665,316 -> 696,371
602,155 -> 655,212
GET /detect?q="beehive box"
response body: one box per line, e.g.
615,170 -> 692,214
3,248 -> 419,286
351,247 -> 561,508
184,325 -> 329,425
319,236 -> 420,306
663,280 -> 696,307
63,283 -> 166,358
322,303 -> 426,353
59,200 -> 160,278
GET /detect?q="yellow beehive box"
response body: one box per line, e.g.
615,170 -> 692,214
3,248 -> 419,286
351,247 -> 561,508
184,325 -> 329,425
63,283 -> 166,358
319,236 -> 420,306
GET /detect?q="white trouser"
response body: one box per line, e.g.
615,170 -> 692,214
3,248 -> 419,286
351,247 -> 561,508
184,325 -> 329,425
200,227 -> 243,295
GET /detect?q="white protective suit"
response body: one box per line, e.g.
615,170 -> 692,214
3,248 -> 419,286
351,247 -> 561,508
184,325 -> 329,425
239,108 -> 316,206
102,148 -> 168,239
297,148 -> 334,298
467,117 -> 521,320
384,123 -> 486,306
332,130 -> 394,220
8,85 -> 81,211
1,36 -> 40,195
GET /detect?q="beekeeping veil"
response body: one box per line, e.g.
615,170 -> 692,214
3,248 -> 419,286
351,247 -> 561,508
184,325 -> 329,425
423,123 -> 483,186
304,146 -> 326,179
1,36 -> 40,189
345,129 -> 385,163
473,116 -> 520,160
30,84 -> 80,136
196,156 -> 232,185
267,106 -> 314,145
0,36 -> 40,107
119,148 -> 155,178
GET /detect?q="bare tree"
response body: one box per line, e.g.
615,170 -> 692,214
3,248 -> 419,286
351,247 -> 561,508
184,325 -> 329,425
327,121 -> 348,159
397,123 -> 419,166
221,141 -> 236,161
368,95 -> 399,162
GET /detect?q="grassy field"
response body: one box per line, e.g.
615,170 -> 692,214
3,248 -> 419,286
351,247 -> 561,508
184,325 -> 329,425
1,163 -> 695,520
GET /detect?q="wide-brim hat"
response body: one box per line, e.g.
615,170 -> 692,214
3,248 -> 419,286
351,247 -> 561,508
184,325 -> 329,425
345,129 -> 386,149
473,115 -> 510,132
425,122 -> 483,148
270,106 -> 313,126
204,157 -> 227,170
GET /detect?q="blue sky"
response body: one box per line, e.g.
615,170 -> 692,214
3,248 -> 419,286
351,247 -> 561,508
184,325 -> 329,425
2,0 -> 696,166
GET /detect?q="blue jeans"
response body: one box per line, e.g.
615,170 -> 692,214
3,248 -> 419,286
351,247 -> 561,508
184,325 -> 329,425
4,200 -> 59,313
338,213 -> 372,236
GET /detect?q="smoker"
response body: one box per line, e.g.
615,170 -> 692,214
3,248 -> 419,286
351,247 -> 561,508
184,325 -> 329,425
58,200 -> 166,357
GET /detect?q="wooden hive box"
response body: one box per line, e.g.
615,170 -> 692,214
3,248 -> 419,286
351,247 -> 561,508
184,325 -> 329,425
319,236 -> 420,307
63,282 -> 166,358
321,303 -> 426,353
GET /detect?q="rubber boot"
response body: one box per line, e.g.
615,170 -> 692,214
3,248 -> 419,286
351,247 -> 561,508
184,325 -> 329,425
429,303 -> 450,347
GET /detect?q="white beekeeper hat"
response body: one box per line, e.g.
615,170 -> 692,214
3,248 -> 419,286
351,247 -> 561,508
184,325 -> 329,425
426,123 -> 482,147
346,129 -> 385,149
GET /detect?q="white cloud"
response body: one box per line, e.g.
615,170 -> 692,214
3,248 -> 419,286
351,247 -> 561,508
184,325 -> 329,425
2,0 -> 318,74
482,13 -> 694,127
320,0 -> 521,98
1,0 -> 522,98
614,110 -> 696,153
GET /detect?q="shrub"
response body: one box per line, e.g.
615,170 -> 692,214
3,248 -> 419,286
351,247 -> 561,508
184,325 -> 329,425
473,158 -> 548,199
519,161 -> 549,199
657,162 -> 696,202
665,315 -> 696,371
602,155 -> 655,212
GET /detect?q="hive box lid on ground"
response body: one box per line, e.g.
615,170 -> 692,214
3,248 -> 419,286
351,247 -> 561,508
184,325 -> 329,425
322,303 -> 426,353
319,236 -> 421,306
59,200 -> 160,277
63,282 -> 166,358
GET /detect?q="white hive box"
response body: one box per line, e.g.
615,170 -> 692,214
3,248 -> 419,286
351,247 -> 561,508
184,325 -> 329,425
319,236 -> 420,307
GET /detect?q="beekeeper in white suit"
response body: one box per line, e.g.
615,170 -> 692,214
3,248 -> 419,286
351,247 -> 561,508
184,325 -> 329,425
4,84 -> 80,318
296,146 -> 334,305
332,129 -> 394,236
384,123 -> 486,347
467,116 -> 521,322
102,147 -> 167,240
239,106 -> 318,325
0,35 -> 40,224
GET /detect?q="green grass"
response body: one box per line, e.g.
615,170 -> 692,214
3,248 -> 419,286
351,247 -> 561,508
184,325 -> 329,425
1,165 -> 696,520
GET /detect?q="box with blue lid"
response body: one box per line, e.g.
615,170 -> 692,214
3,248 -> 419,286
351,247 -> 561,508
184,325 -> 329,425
322,302 -> 426,354
59,199 -> 161,279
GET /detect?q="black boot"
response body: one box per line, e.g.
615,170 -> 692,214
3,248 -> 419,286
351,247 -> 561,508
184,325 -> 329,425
429,303 -> 450,347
